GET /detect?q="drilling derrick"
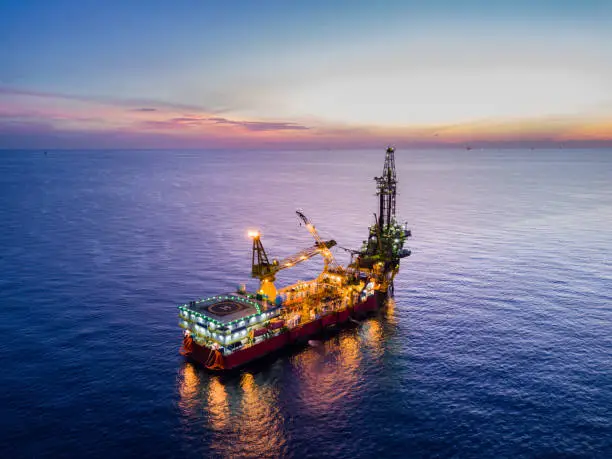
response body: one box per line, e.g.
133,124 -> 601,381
376,146 -> 398,229
353,146 -> 411,290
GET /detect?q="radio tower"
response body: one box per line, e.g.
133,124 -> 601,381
375,146 -> 397,229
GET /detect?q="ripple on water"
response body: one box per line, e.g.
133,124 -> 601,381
1,149 -> 611,458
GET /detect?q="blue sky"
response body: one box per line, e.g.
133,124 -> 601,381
1,0 -> 611,148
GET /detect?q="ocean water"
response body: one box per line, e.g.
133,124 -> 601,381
0,148 -> 610,458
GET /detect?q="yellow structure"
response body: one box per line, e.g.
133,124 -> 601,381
259,278 -> 277,302
248,228 -> 337,303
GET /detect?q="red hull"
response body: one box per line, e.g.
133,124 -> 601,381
184,294 -> 381,370
337,308 -> 351,323
350,295 -> 377,317
321,313 -> 338,327
225,331 -> 290,368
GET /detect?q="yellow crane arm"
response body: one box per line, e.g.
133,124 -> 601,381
251,230 -> 336,281
276,240 -> 337,271
295,209 -> 340,270
249,229 -> 336,301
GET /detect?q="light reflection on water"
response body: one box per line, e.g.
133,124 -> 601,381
227,373 -> 287,458
384,297 -> 397,327
177,309 -> 397,458
292,332 -> 362,415
178,363 -> 201,417
3,149 -> 611,457
362,319 -> 384,361
179,365 -> 290,458
207,376 -> 230,433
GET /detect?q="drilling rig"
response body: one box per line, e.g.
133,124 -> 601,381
177,146 -> 413,371
351,146 -> 411,291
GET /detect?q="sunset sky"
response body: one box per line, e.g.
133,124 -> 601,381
1,0 -> 611,149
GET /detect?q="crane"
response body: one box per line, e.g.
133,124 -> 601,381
295,209 -> 341,272
248,230 -> 336,301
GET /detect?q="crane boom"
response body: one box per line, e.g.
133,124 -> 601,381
295,209 -> 340,271
249,229 -> 336,301
276,240 -> 337,271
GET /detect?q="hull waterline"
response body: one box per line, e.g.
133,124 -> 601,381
182,295 -> 381,371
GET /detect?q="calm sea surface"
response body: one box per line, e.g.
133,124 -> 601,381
1,149 -> 611,458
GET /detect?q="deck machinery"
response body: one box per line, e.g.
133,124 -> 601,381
178,146 -> 411,370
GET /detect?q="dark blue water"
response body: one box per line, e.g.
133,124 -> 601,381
1,149 -> 611,458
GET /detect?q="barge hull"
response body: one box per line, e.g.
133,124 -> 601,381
184,295 -> 381,370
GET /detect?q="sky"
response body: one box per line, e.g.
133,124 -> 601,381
1,0 -> 611,149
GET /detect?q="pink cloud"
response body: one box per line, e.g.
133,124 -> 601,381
1,85 -> 611,149
138,116 -> 309,132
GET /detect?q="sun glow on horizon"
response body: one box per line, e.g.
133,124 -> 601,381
1,1 -> 610,149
